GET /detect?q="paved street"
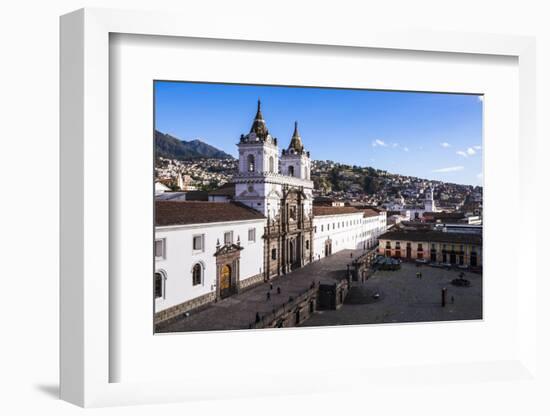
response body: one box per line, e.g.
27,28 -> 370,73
157,249 -> 363,333
301,262 -> 482,327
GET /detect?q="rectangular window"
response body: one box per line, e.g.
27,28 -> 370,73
248,228 -> 256,242
224,231 -> 233,245
321,225 -> 324,232
271,248 -> 277,260
192,234 -> 204,252
155,239 -> 165,259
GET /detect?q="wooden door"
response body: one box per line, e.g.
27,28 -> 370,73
220,264 -> 232,298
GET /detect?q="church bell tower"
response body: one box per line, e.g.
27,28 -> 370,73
234,100 -> 281,217
280,121 -> 311,181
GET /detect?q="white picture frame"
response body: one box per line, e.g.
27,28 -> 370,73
60,8 -> 537,407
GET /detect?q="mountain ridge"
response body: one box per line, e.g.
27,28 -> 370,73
155,130 -> 233,160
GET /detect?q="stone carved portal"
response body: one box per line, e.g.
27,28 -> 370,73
215,243 -> 242,299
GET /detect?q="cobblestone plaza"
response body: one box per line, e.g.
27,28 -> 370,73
303,262 -> 482,327
157,249 -> 481,332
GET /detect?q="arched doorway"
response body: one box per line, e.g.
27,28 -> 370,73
220,264 -> 232,298
324,239 -> 332,257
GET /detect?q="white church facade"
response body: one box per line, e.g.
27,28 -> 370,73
386,186 -> 441,220
154,101 -> 386,325
406,187 -> 441,219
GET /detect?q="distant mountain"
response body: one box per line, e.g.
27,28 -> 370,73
155,130 -> 233,160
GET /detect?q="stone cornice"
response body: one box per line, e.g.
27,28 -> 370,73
233,172 -> 313,188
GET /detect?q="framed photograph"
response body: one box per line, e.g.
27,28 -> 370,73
60,8 -> 537,407
152,82 -> 483,334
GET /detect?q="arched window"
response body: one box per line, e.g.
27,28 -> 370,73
247,154 -> 255,172
154,271 -> 166,299
269,156 -> 274,173
192,263 -> 202,286
288,165 -> 294,176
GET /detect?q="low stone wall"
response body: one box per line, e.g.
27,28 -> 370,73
351,248 -> 377,281
239,273 -> 264,291
155,273 -> 264,327
155,292 -> 216,326
249,287 -> 318,329
318,279 -> 349,310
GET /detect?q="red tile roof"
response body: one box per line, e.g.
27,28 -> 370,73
362,208 -> 380,218
312,206 -> 363,216
379,230 -> 482,245
208,183 -> 235,196
156,201 -> 265,226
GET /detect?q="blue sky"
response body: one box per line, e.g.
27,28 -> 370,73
155,81 -> 483,186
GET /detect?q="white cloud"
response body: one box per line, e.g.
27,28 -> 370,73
432,166 -> 464,173
457,145 -> 481,158
440,142 -> 451,148
392,142 -> 399,148
372,139 -> 388,147
477,172 -> 483,180
403,147 -> 409,152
